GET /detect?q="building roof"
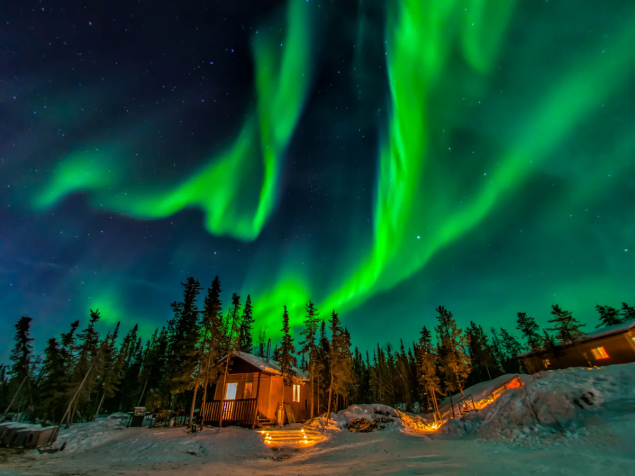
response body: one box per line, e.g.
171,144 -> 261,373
217,351 -> 309,381
519,318 -> 635,358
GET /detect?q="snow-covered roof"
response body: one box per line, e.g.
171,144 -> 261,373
217,351 -> 309,381
519,318 -> 635,357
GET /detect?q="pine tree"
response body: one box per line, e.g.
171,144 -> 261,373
199,276 -> 223,413
621,302 -> 635,322
498,328 -> 524,374
465,322 -> 498,385
434,306 -> 471,396
166,278 -> 202,398
278,306 -> 297,386
416,325 -> 441,417
516,312 -> 542,350
256,329 -> 266,358
542,329 -> 564,364
595,305 -> 621,328
63,310 -> 103,422
326,311 -> 354,422
299,300 -> 320,418
39,337 -> 67,421
238,295 -> 255,353
490,328 -> 506,370
547,304 -> 585,345
9,317 -> 34,385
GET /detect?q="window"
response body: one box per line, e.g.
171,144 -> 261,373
243,382 -> 253,399
591,347 -> 609,360
292,384 -> 301,403
225,382 -> 238,400
542,359 -> 551,369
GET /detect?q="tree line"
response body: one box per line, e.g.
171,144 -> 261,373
2,274 -> 634,424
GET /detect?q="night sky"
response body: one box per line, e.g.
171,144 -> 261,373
2,0 -> 635,360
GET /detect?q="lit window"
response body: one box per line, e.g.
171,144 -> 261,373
293,384 -> 301,402
243,382 -> 253,399
543,359 -> 551,369
225,382 -> 237,400
591,347 -> 609,360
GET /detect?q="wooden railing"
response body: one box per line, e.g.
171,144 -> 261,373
490,375 -> 523,400
437,375 -> 524,423
200,398 -> 257,427
438,394 -> 476,421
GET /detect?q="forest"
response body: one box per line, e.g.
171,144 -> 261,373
2,275 -> 634,425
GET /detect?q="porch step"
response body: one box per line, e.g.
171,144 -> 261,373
257,429 -> 325,447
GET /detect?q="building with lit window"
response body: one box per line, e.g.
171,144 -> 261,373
199,352 -> 309,428
520,319 -> 635,373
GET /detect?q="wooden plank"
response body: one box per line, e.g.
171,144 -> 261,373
284,403 -> 295,424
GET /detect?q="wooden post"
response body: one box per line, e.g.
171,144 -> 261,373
50,358 -> 96,445
137,378 -> 149,407
93,392 -> 106,421
1,375 -> 27,421
252,371 -> 262,428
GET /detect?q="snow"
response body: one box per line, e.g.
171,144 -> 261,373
3,363 -> 635,475
440,363 -> 635,444
304,404 -> 399,431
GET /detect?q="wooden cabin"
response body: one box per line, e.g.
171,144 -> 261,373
199,352 -> 309,428
520,318 -> 635,373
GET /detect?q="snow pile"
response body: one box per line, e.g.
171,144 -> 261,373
55,412 -> 130,452
305,404 -> 399,431
440,363 -> 635,444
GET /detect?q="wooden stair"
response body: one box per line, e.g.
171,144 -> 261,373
257,429 -> 324,447
256,418 -> 275,428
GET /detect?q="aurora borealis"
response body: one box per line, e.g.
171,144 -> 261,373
2,0 -> 634,357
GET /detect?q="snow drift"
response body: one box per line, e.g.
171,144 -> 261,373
305,404 -> 400,431
440,362 -> 635,443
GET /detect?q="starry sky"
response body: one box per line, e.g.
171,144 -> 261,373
2,0 -> 635,360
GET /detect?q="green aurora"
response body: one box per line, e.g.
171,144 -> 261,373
5,0 -> 635,344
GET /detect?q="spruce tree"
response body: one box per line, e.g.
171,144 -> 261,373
326,311 -> 354,422
256,329 -> 266,358
465,322 -> 498,384
9,317 -> 34,384
299,300 -> 320,418
498,328 -> 524,374
516,312 -> 542,350
278,306 -> 297,386
238,295 -> 254,353
93,326 -> 122,418
64,310 -> 103,422
490,328 -> 506,369
621,302 -> 635,322
39,337 -> 67,421
199,276 -> 223,412
542,329 -> 563,364
434,306 -> 471,396
416,325 -> 441,417
547,304 -> 585,345
166,278 -> 202,398
595,305 -> 621,328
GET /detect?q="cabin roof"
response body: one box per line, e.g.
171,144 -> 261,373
217,351 -> 309,381
519,318 -> 635,358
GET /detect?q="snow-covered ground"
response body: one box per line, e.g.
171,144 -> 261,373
2,363 -> 634,475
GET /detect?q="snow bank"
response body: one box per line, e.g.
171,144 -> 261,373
304,404 -> 399,431
440,363 -> 635,444
55,412 -> 130,452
